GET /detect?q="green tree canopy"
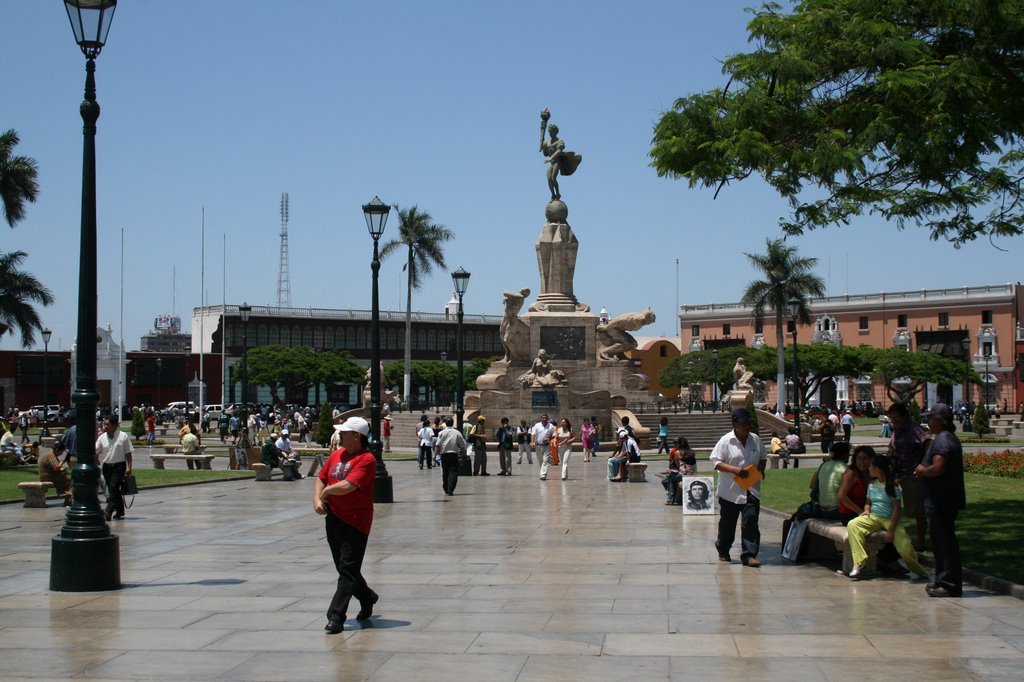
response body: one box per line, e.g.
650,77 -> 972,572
789,342 -> 873,408
0,130 -> 39,228
868,347 -> 973,403
650,0 -> 1024,245
659,345 -> 759,399
0,250 -> 54,347
741,238 -> 826,405
379,205 -> 454,401
237,346 -> 362,403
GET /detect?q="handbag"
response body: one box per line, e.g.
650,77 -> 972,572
122,473 -> 139,496
782,518 -> 808,561
550,441 -> 559,466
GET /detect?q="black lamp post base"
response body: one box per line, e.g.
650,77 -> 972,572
49,534 -> 120,591
373,474 -> 393,504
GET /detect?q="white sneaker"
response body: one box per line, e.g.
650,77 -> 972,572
561,475 -> 567,480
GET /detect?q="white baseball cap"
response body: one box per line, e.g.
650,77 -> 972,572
339,417 -> 370,436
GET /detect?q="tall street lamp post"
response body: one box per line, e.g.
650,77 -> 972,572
440,351 -> 448,408
984,353 -> 992,408
156,358 -> 163,419
961,337 -> 971,409
452,268 -> 471,475
711,348 -> 719,410
921,346 -> 929,411
363,197 -> 394,503
788,297 -> 801,434
41,328 -> 52,437
239,303 -> 251,412
51,0 -> 120,592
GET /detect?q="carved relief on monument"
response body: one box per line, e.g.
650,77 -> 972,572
518,349 -> 568,388
500,288 -> 531,363
595,308 -> 656,363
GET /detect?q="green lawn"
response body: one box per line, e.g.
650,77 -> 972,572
0,467 -> 253,502
759,468 -> 1024,585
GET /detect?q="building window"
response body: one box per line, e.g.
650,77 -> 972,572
858,316 -> 869,331
659,345 -> 667,357
897,314 -> 907,327
787,320 -> 796,334
982,309 -> 993,324
983,341 -> 994,357
754,320 -> 763,334
723,323 -> 731,336
938,312 -> 950,327
691,325 -> 700,337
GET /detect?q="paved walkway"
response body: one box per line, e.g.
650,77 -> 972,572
1,455 -> 1022,681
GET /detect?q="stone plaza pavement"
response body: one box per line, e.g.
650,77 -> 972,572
1,456 -> 1023,681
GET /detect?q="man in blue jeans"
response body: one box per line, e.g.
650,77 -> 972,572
710,408 -> 766,567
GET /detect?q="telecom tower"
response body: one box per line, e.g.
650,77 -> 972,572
277,192 -> 292,308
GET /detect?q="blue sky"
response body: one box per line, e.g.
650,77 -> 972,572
3,1 -> 1021,353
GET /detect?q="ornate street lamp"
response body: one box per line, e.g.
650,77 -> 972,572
41,328 -> 52,437
961,337 -> 971,409
984,353 -> 992,408
451,268 -> 471,475
363,197 -> 393,503
239,303 -> 251,414
788,297 -> 801,434
921,344 -> 929,411
440,350 -> 448,408
711,348 -> 719,410
51,0 -> 120,592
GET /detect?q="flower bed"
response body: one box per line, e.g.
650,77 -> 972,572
964,450 -> 1024,479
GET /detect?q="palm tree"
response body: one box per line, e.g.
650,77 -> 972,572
0,251 -> 54,347
0,130 -> 40,228
379,206 -> 454,404
740,238 -> 825,412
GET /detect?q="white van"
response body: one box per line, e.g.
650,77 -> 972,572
204,404 -> 224,420
165,401 -> 197,415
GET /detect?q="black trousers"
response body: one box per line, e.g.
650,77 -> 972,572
717,495 -> 761,561
441,452 -> 459,495
325,513 -> 372,623
102,461 -> 127,517
929,507 -> 962,593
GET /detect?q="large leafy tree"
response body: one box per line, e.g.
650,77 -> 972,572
237,346 -> 362,403
650,1 -> 1024,246
740,239 -> 825,411
787,342 -> 872,408
0,251 -> 54,347
659,345 -> 758,400
868,347 -> 972,404
379,206 -> 454,403
0,130 -> 39,228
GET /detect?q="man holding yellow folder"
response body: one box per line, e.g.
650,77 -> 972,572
710,408 -> 767,567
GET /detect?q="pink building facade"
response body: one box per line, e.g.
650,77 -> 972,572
679,283 -> 1024,411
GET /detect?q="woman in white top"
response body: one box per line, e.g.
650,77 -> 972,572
555,418 -> 575,481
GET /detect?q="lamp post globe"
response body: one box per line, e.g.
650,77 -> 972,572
362,197 -> 393,503
51,0 -> 120,593
451,268 -> 471,475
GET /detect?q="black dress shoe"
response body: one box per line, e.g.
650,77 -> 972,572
324,619 -> 345,634
926,585 -> 962,598
104,510 -> 113,522
357,591 -> 379,620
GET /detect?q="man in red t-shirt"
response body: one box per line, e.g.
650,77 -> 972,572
314,416 -> 378,634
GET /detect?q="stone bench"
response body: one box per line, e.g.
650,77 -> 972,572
800,518 -> 889,575
766,453 -> 826,469
626,462 -> 648,482
149,453 -> 215,469
18,481 -> 54,507
252,463 -> 271,481
162,444 -> 208,455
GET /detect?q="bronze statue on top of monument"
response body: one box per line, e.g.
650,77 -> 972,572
540,108 -> 583,204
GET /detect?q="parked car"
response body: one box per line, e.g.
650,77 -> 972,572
203,404 -> 225,421
31,404 -> 61,424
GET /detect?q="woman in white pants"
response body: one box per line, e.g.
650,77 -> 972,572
555,418 -> 575,480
